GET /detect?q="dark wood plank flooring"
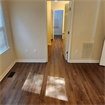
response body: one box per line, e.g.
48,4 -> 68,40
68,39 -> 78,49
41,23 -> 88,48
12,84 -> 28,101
0,35 -> 105,105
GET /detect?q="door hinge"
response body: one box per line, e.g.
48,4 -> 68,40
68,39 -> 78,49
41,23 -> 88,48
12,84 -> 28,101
69,8 -> 71,11
68,31 -> 70,34
66,51 -> 68,54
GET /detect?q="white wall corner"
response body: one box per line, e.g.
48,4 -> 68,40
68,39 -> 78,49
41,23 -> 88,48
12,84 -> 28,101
68,60 -> 100,63
16,59 -> 47,63
0,60 -> 16,82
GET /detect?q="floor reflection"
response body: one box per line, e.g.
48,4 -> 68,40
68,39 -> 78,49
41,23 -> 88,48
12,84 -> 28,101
45,76 -> 68,101
22,73 -> 43,94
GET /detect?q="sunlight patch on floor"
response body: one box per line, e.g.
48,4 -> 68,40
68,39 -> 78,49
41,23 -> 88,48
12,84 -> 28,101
45,76 -> 68,101
22,73 -> 43,94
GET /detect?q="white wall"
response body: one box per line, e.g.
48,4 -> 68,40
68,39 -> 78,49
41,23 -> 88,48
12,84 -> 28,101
54,10 -> 63,35
69,0 -> 104,62
51,1 -> 69,10
0,0 -> 104,79
7,1 -> 47,62
0,1 -> 15,81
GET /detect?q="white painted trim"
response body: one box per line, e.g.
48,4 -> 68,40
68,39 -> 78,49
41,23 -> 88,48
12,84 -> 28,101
1,1 -> 9,49
16,59 -> 47,63
0,47 -> 10,55
0,60 -> 16,82
68,0 -> 74,63
45,0 -> 48,62
68,60 -> 99,63
48,43 -> 52,45
100,40 -> 105,66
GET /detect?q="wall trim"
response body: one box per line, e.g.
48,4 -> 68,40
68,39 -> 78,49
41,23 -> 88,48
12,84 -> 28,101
0,60 -> 16,82
16,59 -> 47,63
48,43 -> 52,45
68,60 -> 100,63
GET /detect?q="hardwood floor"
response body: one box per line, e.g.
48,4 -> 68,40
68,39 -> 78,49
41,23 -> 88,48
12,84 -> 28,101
0,35 -> 105,105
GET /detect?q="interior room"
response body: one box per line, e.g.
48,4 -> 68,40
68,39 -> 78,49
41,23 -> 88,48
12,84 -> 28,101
0,0 -> 105,105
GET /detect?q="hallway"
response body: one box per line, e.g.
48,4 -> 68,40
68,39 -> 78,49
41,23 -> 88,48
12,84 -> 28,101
0,36 -> 104,105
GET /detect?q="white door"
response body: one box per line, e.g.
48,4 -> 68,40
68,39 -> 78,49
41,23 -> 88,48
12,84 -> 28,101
63,2 -> 71,61
100,40 -> 105,66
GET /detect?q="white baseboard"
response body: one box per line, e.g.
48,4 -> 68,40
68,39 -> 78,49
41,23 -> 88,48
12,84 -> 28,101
16,59 -> 47,63
48,43 -> 51,45
68,60 -> 100,63
0,60 -> 16,82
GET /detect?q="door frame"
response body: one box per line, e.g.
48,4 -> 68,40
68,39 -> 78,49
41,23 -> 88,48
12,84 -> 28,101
67,0 -> 74,63
100,40 -> 105,66
46,0 -> 74,62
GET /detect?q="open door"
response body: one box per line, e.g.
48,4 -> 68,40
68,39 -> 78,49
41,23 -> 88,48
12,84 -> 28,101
63,2 -> 71,61
100,40 -> 105,66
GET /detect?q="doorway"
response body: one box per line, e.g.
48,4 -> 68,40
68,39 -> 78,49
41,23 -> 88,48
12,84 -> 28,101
47,1 -> 74,62
53,10 -> 63,37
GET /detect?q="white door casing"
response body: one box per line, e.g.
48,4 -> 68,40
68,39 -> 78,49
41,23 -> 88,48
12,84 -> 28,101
100,40 -> 105,66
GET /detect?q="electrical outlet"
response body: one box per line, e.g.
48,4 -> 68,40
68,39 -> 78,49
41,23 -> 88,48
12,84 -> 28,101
25,49 -> 28,53
34,49 -> 37,54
